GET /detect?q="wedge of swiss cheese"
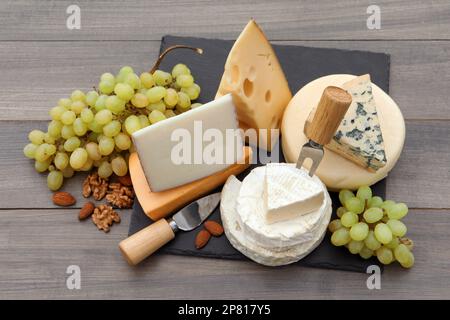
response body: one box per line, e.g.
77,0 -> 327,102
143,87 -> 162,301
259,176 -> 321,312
215,20 -> 292,151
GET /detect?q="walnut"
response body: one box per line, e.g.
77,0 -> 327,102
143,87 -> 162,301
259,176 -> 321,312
105,182 -> 134,209
92,204 -> 120,232
82,172 -> 108,201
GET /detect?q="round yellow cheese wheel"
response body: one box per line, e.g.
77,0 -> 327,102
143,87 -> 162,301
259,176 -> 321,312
281,74 -> 405,191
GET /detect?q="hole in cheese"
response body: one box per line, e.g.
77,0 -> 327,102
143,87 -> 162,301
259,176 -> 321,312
248,66 -> 257,81
243,79 -> 254,97
265,90 -> 272,103
230,65 -> 240,84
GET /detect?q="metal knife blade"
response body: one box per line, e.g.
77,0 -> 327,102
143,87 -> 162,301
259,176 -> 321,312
172,192 -> 221,231
296,140 -> 324,177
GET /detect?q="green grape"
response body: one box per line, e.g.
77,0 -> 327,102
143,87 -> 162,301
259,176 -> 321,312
48,120 -> 63,138
137,88 -> 147,94
114,83 -> 134,101
58,98 -> 72,108
80,157 -> 94,171
356,186 -> 372,202
176,74 -> 194,88
387,219 -> 407,237
124,115 -> 141,135
386,203 -> 408,220
34,144 -> 52,162
47,170 -> 64,191
103,120 -> 121,137
105,95 -> 126,114
191,103 -> 202,109
376,246 -> 394,265
164,109 -> 176,118
147,101 -> 166,113
394,244 -> 413,266
364,230 -> 381,251
94,94 -> 108,111
363,207 -> 383,223
71,89 -> 85,102
153,70 -> 172,86
138,114 -> 150,128
99,80 -> 115,94
101,72 -> 115,82
181,83 -> 201,100
61,125 -> 75,139
328,219 -> 342,233
111,156 -> 128,176
171,63 -> 191,78
49,106 -> 67,121
336,206 -> 346,218
124,73 -> 141,89
339,189 -> 354,206
86,90 -> 99,107
400,251 -> 414,268
23,143 -> 38,159
70,100 -> 86,115
98,136 -> 115,155
88,119 -> 104,133
44,132 -> 56,144
28,130 -> 45,145
367,196 -> 383,208
114,133 -> 131,150
119,66 -> 134,75
385,237 -> 400,250
341,211 -> 359,228
381,200 -> 396,213
348,240 -> 364,254
61,110 -> 76,125
73,118 -> 88,136
164,88 -> 178,108
85,142 -> 102,161
399,237 -> 414,251
374,223 -> 393,244
64,136 -> 81,152
69,147 -> 88,169
140,72 -> 155,89
80,108 -> 94,123
146,86 -> 167,103
98,161 -> 113,179
331,228 -> 351,246
54,152 -> 69,170
35,159 -> 52,173
359,246 -> 373,260
176,91 -> 191,112
349,222 -> 369,241
95,109 -> 113,125
131,93 -> 149,108
148,110 -> 166,124
46,144 -> 56,155
344,197 -> 364,214
61,166 -> 74,178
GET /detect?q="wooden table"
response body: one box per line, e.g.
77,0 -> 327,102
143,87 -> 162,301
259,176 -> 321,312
1,0 -> 449,299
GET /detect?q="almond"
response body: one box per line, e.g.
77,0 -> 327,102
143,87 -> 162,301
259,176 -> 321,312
204,220 -> 224,237
117,175 -> 132,187
52,191 -> 76,207
195,229 -> 211,249
79,202 -> 95,220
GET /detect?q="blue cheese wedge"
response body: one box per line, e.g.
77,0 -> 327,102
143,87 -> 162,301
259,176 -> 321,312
306,74 -> 386,172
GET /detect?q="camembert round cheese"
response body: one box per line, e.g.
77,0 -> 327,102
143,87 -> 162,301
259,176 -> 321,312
281,74 -> 405,191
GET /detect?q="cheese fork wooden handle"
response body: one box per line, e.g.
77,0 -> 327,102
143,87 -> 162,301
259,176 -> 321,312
119,219 -> 175,266
305,86 -> 352,145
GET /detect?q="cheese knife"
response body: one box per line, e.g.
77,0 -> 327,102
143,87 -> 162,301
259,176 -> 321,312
119,192 -> 221,266
297,86 -> 352,176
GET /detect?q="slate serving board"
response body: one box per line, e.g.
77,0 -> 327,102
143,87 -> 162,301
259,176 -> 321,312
129,35 -> 390,273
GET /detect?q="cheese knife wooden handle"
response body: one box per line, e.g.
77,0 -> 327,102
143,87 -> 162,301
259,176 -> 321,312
305,86 -> 352,145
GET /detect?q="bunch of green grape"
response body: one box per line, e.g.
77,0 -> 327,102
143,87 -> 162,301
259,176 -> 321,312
328,186 -> 415,268
23,64 -> 202,191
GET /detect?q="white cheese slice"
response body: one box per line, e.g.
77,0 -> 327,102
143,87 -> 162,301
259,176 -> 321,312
263,163 -> 324,224
132,94 -> 243,192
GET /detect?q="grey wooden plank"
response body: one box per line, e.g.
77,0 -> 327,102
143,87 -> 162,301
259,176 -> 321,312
0,0 -> 449,41
0,40 -> 449,121
0,208 -> 447,299
0,120 -> 448,209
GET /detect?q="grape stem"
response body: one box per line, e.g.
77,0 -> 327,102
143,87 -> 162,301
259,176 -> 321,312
149,45 -> 203,74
